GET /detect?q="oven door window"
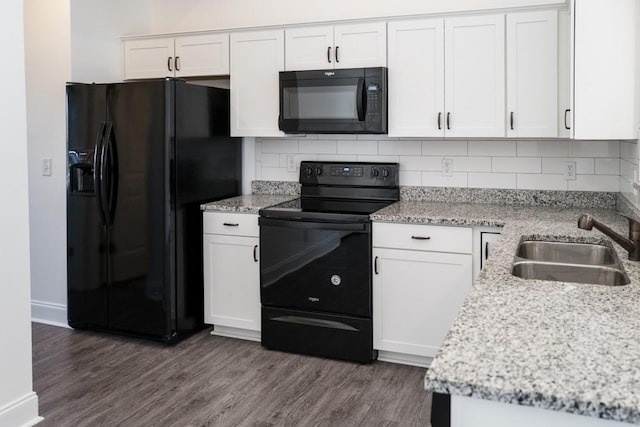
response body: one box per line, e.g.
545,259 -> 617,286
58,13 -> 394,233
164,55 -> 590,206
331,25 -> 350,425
259,218 -> 371,317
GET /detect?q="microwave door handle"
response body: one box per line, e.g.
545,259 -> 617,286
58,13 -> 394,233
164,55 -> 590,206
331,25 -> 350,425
356,78 -> 366,121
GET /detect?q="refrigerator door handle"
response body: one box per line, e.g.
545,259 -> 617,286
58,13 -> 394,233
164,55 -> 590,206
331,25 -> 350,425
103,122 -> 118,225
93,122 -> 108,225
98,122 -> 111,225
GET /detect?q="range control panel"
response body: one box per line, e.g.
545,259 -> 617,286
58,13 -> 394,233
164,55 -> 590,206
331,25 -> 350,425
299,161 -> 398,186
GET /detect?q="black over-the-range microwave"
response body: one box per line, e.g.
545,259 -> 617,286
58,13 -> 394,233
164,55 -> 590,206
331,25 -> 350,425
278,67 -> 387,134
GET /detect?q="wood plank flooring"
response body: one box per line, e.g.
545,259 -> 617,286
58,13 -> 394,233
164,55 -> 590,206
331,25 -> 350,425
32,323 -> 432,426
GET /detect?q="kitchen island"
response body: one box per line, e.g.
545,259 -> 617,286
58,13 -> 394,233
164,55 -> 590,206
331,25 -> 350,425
372,198 -> 640,426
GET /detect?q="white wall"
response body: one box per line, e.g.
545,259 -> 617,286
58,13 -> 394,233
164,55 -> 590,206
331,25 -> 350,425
24,0 -> 152,326
70,0 -> 153,82
0,0 -> 41,425
256,136 -> 621,192
24,0 -> 72,326
149,0 -> 565,33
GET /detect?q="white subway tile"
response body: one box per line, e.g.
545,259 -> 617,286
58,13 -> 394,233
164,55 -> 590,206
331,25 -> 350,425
255,161 -> 262,180
421,172 -> 468,188
517,140 -> 568,157
261,153 -> 280,168
468,173 -> 517,189
451,156 -> 491,172
337,140 -> 378,155
542,158 -> 595,175
315,154 -> 358,162
468,140 -> 517,157
313,134 -> 357,140
298,139 -> 337,154
595,158 -> 620,175
261,139 -> 299,154
492,157 -> 541,173
357,134 -> 388,141
399,171 -> 422,186
356,155 -> 400,163
401,156 -> 441,171
379,140 -> 421,156
568,141 -> 620,158
568,175 -> 620,192
279,154 -> 316,168
517,174 -> 568,191
620,159 -> 637,181
620,141 -> 639,164
421,140 -> 468,156
261,167 -> 298,181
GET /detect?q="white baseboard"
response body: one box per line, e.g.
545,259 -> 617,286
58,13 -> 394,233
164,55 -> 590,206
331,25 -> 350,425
377,350 -> 433,368
0,392 -> 42,427
210,325 -> 261,342
31,300 -> 69,328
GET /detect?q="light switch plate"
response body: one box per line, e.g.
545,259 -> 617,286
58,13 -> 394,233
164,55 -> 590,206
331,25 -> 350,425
286,155 -> 297,173
441,158 -> 453,177
42,158 -> 52,176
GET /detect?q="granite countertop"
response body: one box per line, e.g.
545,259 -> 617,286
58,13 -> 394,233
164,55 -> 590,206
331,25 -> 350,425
200,194 -> 297,214
373,201 -> 640,424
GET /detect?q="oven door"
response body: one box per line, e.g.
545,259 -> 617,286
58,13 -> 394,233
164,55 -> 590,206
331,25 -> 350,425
259,217 -> 372,317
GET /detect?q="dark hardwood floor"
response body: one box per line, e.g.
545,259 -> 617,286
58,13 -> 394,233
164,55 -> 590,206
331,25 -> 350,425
32,323 -> 432,426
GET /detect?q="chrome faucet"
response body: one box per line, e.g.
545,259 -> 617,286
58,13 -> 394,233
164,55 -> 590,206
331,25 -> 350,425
577,213 -> 640,261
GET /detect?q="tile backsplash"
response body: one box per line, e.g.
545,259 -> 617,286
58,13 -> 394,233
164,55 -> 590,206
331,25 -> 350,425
620,139 -> 640,210
255,135 -> 622,192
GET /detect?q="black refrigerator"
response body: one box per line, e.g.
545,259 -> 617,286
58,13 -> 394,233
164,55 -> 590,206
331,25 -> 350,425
66,79 -> 241,343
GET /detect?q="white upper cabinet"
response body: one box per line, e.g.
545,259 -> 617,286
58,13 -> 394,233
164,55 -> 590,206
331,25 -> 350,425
388,19 -> 444,137
174,33 -> 229,77
123,33 -> 230,80
285,22 -> 386,71
506,11 -> 558,137
388,14 -> 505,137
571,0 -> 639,140
123,37 -> 175,80
445,15 -> 505,138
230,30 -> 285,137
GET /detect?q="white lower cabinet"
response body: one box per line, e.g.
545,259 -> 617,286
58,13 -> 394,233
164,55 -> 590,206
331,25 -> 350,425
373,223 -> 473,366
203,212 -> 261,341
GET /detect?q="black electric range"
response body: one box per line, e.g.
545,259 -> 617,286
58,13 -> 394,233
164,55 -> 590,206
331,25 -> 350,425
258,161 -> 399,363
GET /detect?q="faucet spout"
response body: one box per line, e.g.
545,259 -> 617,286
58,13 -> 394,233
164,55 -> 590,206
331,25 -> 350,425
577,213 -> 640,261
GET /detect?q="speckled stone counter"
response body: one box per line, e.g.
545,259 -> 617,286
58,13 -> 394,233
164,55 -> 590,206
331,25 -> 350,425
201,194 -> 297,214
373,201 -> 640,424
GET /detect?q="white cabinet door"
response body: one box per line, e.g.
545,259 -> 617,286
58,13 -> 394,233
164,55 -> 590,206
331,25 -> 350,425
123,37 -> 175,80
373,248 -> 472,358
444,15 -> 505,137
285,26 -> 334,71
572,0 -> 638,140
175,33 -> 229,77
506,11 -> 558,138
203,234 -> 261,332
230,30 -> 285,137
333,22 -> 387,69
388,19 -> 445,137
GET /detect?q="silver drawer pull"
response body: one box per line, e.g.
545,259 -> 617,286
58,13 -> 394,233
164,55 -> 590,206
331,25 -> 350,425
411,236 -> 431,240
223,222 -> 239,227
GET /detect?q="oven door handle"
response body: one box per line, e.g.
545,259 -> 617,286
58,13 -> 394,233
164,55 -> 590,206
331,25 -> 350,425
259,217 -> 368,232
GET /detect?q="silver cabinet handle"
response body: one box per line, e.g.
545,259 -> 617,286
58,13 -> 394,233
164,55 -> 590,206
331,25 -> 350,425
223,222 -> 239,227
175,56 -> 180,71
411,236 -> 431,240
167,57 -> 173,72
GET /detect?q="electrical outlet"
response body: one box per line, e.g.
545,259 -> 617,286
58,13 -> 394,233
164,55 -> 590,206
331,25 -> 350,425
42,158 -> 52,176
564,161 -> 576,181
286,155 -> 297,173
441,158 -> 453,177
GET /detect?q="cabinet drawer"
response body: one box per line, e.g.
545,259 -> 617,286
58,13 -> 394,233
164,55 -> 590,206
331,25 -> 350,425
203,212 -> 259,237
373,222 -> 472,254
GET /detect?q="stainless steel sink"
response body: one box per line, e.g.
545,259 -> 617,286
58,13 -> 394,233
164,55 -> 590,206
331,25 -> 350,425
512,260 -> 629,286
512,239 -> 630,286
516,241 -> 616,265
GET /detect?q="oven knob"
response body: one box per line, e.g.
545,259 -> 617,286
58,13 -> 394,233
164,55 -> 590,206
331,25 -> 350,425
304,166 -> 314,177
371,168 -> 380,178
330,275 -> 342,286
315,167 -> 323,176
382,168 -> 390,178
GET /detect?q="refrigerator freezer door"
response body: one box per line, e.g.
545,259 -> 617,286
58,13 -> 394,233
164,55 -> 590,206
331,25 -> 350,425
106,81 -> 174,339
66,83 -> 109,328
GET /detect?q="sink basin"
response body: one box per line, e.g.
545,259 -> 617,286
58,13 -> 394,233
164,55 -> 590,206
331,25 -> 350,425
516,240 -> 616,265
511,261 -> 630,286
